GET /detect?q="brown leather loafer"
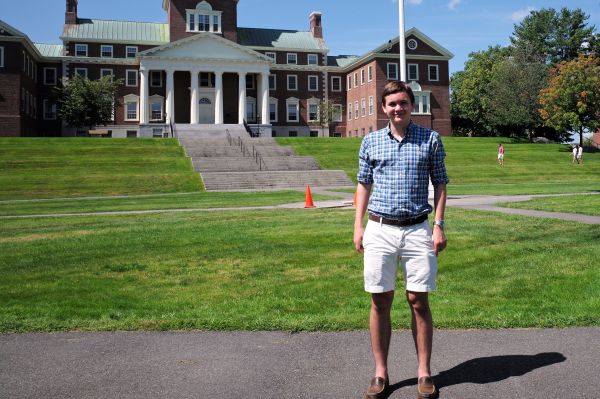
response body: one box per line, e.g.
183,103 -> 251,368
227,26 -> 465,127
417,376 -> 437,399
365,376 -> 389,399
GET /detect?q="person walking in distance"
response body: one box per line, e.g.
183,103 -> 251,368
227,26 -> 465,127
577,144 -> 583,165
498,143 -> 504,166
572,145 -> 578,164
354,81 -> 449,399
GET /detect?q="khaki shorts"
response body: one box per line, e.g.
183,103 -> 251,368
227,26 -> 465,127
363,219 -> 437,293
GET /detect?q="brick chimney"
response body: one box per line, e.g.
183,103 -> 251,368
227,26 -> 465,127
65,0 -> 78,25
309,12 -> 323,39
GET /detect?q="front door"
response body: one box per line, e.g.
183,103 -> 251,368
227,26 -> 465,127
198,89 -> 215,124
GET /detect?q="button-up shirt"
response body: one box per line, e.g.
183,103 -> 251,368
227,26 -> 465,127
357,121 -> 449,220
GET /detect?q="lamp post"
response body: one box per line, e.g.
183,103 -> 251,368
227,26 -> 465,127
399,0 -> 406,82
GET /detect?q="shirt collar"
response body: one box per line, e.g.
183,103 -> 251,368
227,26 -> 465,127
386,120 -> 414,142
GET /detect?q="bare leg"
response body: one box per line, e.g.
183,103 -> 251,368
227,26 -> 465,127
370,291 -> 395,379
406,291 -> 433,378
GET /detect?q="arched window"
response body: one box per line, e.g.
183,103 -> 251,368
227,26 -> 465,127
408,82 -> 431,115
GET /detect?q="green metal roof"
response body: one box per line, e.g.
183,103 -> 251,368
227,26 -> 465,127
328,55 -> 360,67
34,43 -> 64,58
237,27 -> 327,51
61,19 -> 169,44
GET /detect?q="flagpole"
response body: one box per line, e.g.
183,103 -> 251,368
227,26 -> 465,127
399,0 -> 406,81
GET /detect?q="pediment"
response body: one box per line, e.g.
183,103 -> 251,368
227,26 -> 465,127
139,32 -> 271,63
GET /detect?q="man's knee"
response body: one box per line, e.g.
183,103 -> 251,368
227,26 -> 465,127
406,291 -> 430,313
371,291 -> 394,313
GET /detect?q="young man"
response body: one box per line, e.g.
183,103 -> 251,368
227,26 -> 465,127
354,81 -> 448,399
498,144 -> 504,166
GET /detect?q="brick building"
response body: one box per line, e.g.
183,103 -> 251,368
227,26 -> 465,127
0,0 -> 453,138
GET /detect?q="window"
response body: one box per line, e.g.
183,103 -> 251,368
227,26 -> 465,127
308,100 -> 319,122
126,70 -> 138,87
308,75 -> 318,91
126,46 -> 138,58
354,72 -> 358,88
408,64 -> 419,81
286,98 -> 299,122
0,47 -> 4,68
289,131 -> 298,137
287,53 -> 297,64
347,76 -> 352,91
127,130 -> 137,138
269,74 -> 276,90
43,99 -> 57,120
310,131 -> 319,137
348,103 -> 352,121
287,75 -> 297,91
368,65 -> 373,82
407,38 -> 418,50
361,69 -> 365,85
151,101 -> 163,120
269,98 -> 278,122
150,71 -> 162,87
75,44 -> 88,57
354,101 -> 359,119
21,88 -> 25,112
74,68 -> 88,78
369,96 -> 374,115
246,74 -> 254,90
44,68 -> 57,85
331,76 -> 341,92
361,98 -> 366,117
124,95 -> 139,121
428,64 -> 439,82
308,54 -> 318,65
200,72 -> 214,87
421,95 -> 430,114
101,68 -> 113,79
246,98 -> 256,122
101,45 -> 113,58
408,82 -> 431,115
186,2 -> 222,33
387,63 -> 398,80
332,104 -> 343,122
265,52 -> 276,62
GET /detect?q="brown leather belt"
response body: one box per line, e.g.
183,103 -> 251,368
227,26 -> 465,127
368,213 -> 428,227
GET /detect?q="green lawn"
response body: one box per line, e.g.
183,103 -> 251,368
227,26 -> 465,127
1,207 -> 598,332
277,137 -> 600,195
0,138 -> 202,200
498,193 -> 600,216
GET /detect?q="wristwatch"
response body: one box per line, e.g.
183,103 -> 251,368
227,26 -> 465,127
433,220 -> 445,229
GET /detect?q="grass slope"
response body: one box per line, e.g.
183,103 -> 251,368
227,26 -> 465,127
277,137 -> 600,195
498,193 -> 600,216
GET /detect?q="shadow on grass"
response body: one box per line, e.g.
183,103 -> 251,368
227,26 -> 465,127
387,352 -> 565,396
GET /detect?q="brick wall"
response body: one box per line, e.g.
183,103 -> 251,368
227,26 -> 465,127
168,0 -> 238,43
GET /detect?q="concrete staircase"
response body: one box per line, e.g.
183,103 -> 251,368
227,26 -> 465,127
176,124 -> 354,191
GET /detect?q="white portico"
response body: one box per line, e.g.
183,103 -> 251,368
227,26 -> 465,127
138,32 -> 272,128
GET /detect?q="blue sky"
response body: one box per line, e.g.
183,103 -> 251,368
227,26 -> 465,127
2,0 -> 599,74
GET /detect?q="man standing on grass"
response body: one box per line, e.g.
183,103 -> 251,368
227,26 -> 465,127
354,80 -> 448,399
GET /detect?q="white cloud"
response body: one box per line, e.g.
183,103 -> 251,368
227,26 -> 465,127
511,6 -> 536,22
448,0 -> 461,10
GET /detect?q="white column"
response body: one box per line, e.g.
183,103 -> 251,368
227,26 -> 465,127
238,72 -> 247,124
139,69 -> 149,124
260,72 -> 270,125
214,71 -> 224,124
190,70 -> 199,124
398,0 -> 407,81
165,69 -> 175,124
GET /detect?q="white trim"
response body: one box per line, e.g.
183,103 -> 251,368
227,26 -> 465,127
75,43 -> 88,57
150,70 -> 162,87
361,68 -> 365,85
331,76 -> 341,92
245,74 -> 255,90
246,96 -> 257,122
126,46 -> 138,59
368,96 -> 374,115
149,94 -> 165,121
100,68 -> 114,79
347,75 -> 351,91
186,1 -> 222,33
348,102 -> 352,121
265,52 -> 276,62
407,38 -> 418,50
428,64 -> 439,82
332,104 -> 343,123
124,94 -> 139,121
126,69 -> 138,87
100,44 -> 113,58
287,53 -> 298,65
368,65 -> 373,82
307,97 -> 319,122
74,67 -> 88,78
387,63 -> 398,80
308,53 -> 318,65
354,100 -> 359,119
408,63 -> 419,81
287,74 -> 298,91
43,67 -> 57,85
308,75 -> 318,91
269,74 -> 276,90
269,97 -> 278,122
286,97 -> 299,122
361,98 -> 366,118
353,72 -> 358,88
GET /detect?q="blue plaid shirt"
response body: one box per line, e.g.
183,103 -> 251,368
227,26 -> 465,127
357,121 -> 449,220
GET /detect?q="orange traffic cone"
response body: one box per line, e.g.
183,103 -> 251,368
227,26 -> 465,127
352,191 -> 357,207
304,185 -> 315,208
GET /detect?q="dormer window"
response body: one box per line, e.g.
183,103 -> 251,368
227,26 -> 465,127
187,1 -> 222,33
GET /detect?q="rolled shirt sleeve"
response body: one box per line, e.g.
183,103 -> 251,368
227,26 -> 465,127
429,132 -> 449,186
357,136 -> 374,185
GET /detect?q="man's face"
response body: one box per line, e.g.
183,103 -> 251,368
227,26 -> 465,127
382,91 -> 414,127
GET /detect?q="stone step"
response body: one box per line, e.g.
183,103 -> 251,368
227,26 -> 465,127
185,146 -> 245,157
201,170 -> 354,191
192,157 -> 260,172
262,156 -> 320,171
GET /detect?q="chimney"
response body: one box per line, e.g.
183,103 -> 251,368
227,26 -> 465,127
65,0 -> 78,25
310,12 -> 323,39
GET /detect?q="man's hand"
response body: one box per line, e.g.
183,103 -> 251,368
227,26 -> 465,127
354,225 -> 365,254
432,225 -> 447,256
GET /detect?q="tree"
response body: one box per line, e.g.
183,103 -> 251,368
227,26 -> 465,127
56,75 -> 122,130
539,55 -> 600,145
450,46 -> 511,135
511,8 -> 596,64
315,99 -> 341,137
